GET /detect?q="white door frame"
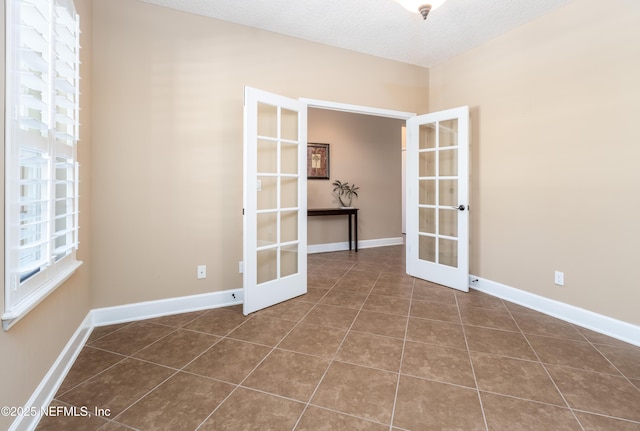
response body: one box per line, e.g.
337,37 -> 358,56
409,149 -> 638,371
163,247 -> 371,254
302,98 -> 415,251
301,98 -> 415,121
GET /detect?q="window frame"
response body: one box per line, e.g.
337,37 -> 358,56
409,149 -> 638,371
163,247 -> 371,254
3,0 -> 82,330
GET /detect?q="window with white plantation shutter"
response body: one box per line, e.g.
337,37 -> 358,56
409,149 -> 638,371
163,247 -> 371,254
3,0 -> 81,330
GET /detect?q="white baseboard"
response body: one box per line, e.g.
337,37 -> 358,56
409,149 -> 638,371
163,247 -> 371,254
470,275 -> 640,347
91,288 -> 244,327
307,237 -> 403,254
12,289 -> 243,431
9,313 -> 93,431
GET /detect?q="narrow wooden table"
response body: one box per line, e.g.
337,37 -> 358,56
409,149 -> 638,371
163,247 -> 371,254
308,208 -> 359,252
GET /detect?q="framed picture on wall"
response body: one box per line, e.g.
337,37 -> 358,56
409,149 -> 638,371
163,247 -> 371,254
307,143 -> 330,179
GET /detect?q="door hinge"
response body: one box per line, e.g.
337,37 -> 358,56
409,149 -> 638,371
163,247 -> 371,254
242,208 -> 245,215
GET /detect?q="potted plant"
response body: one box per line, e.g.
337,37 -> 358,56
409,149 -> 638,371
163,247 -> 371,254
332,180 -> 359,208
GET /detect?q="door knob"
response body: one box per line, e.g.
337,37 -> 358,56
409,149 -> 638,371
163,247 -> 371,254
452,205 -> 466,211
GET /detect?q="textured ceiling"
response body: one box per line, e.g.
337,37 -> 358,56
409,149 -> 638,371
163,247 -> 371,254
140,0 -> 571,68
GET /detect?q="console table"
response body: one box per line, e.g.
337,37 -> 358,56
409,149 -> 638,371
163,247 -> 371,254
308,208 -> 359,252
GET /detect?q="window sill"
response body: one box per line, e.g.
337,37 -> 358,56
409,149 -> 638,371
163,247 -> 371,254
2,260 -> 84,331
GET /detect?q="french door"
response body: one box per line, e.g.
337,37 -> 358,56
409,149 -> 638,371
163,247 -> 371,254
406,106 -> 470,292
243,87 -> 308,314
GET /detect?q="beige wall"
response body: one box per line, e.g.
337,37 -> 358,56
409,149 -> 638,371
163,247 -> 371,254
307,109 -> 405,246
0,0 -> 93,428
429,0 -> 640,324
90,0 -> 429,308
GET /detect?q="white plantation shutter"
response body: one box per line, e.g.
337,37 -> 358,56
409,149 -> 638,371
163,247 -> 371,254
4,0 -> 81,330
52,0 -> 80,265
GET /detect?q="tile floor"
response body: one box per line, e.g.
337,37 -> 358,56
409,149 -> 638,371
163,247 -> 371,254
37,246 -> 640,430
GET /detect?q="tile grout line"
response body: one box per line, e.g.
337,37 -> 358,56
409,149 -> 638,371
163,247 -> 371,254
502,301 -> 587,431
456,290 -> 490,431
569,409 -> 640,425
85,320 -> 137,344
387,275 -> 416,431
579,331 -> 640,394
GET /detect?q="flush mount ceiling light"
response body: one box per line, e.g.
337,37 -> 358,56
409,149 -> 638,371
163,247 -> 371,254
395,0 -> 448,20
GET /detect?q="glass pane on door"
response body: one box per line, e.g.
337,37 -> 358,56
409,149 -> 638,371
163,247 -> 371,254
257,139 -> 277,173
419,235 -> 436,263
281,109 -> 298,140
419,152 -> 435,176
439,119 -> 458,147
419,208 -> 435,233
439,179 -> 457,206
258,103 -> 277,137
419,180 -> 436,205
281,210 -> 298,243
439,238 -> 458,268
257,176 -> 277,210
439,149 -> 457,176
439,209 -> 457,237
281,177 -> 298,208
257,212 -> 277,247
419,123 -> 436,149
257,248 -> 277,284
281,244 -> 298,277
281,142 -> 298,174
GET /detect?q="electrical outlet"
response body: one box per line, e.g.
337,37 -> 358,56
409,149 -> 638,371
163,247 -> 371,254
197,265 -> 206,280
554,271 -> 564,286
239,261 -> 244,274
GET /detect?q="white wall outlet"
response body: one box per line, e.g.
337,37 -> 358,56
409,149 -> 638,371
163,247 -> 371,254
239,261 -> 244,274
197,265 -> 206,279
554,271 -> 564,286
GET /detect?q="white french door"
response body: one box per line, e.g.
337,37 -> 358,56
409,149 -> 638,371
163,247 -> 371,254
406,106 -> 470,292
243,87 -> 308,314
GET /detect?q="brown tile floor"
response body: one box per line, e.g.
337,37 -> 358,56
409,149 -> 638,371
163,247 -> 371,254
36,246 -> 640,431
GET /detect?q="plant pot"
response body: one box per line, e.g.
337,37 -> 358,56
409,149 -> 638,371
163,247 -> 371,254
338,197 -> 353,208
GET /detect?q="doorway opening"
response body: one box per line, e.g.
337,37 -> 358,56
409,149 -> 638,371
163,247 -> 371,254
306,106 -> 411,254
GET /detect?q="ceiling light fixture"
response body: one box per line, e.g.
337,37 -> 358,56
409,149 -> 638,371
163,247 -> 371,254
395,0 -> 448,20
